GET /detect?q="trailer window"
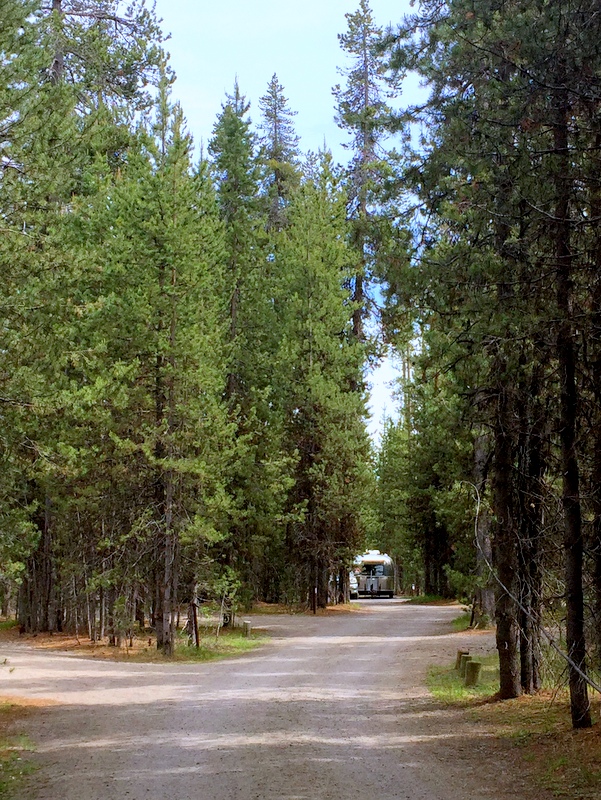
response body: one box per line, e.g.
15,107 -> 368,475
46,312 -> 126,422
362,564 -> 384,576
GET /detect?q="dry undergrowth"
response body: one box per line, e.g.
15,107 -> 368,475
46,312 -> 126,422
0,619 -> 262,662
250,600 -> 362,614
0,602 -> 357,658
471,691 -> 601,799
1,623 -> 161,659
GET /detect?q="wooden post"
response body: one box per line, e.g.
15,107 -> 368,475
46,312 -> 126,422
243,620 -> 252,638
192,602 -> 200,648
465,660 -> 482,687
455,649 -> 469,670
459,654 -> 473,677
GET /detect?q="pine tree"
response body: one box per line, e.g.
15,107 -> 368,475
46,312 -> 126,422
38,0 -> 162,107
1,3 -> 95,629
333,0 -> 390,343
276,155 -> 372,606
209,83 -> 293,601
209,82 -> 263,400
258,74 -> 301,230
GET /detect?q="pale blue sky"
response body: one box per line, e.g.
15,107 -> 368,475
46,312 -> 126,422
153,0 -> 412,156
151,0 -> 414,439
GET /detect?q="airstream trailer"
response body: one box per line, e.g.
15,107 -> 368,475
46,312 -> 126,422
354,550 -> 395,598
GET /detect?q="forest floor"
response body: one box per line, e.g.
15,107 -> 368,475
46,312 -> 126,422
0,602 -> 359,660
0,617 -> 264,662
0,602 -> 601,800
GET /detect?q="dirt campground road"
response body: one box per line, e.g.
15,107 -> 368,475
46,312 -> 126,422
1,600 -> 547,800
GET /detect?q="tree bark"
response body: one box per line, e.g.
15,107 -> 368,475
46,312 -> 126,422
493,374 -> 521,699
473,433 -> 495,626
516,362 -> 545,693
588,132 -> 601,671
18,493 -> 55,633
553,70 -> 591,728
49,0 -> 64,84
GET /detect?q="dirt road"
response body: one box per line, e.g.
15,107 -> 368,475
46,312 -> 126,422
1,601 -> 531,800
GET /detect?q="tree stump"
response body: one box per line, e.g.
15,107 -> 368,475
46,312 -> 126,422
465,659 -> 482,687
243,620 -> 252,638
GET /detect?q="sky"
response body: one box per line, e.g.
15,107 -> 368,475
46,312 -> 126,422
151,0 -> 415,439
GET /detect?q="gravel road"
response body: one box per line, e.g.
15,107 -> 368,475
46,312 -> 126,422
1,600 -> 527,800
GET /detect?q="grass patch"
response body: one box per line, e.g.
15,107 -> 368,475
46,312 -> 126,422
451,611 -> 472,631
0,620 -> 18,632
404,594 -> 456,605
102,627 -> 267,663
427,653 -> 499,704
249,602 -> 305,614
0,705 -> 36,799
246,602 -> 358,615
170,629 -> 265,662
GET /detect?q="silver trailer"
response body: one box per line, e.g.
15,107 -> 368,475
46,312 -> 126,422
354,550 -> 395,598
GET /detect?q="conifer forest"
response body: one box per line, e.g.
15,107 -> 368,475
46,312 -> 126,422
3,0 -> 601,728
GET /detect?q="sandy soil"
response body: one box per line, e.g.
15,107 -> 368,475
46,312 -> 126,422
0,600 -> 551,800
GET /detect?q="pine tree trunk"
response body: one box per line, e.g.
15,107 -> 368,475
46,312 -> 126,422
19,494 -> 54,633
317,558 -> 329,609
554,73 -> 591,728
491,144 -> 521,700
517,364 -> 545,693
49,0 -> 64,84
493,378 -> 521,699
157,251 -> 179,656
593,407 -> 601,669
588,133 -> 601,672
161,528 -> 175,654
473,433 -> 495,626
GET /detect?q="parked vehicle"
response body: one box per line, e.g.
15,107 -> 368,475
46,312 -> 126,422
349,571 -> 359,599
354,550 -> 395,598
